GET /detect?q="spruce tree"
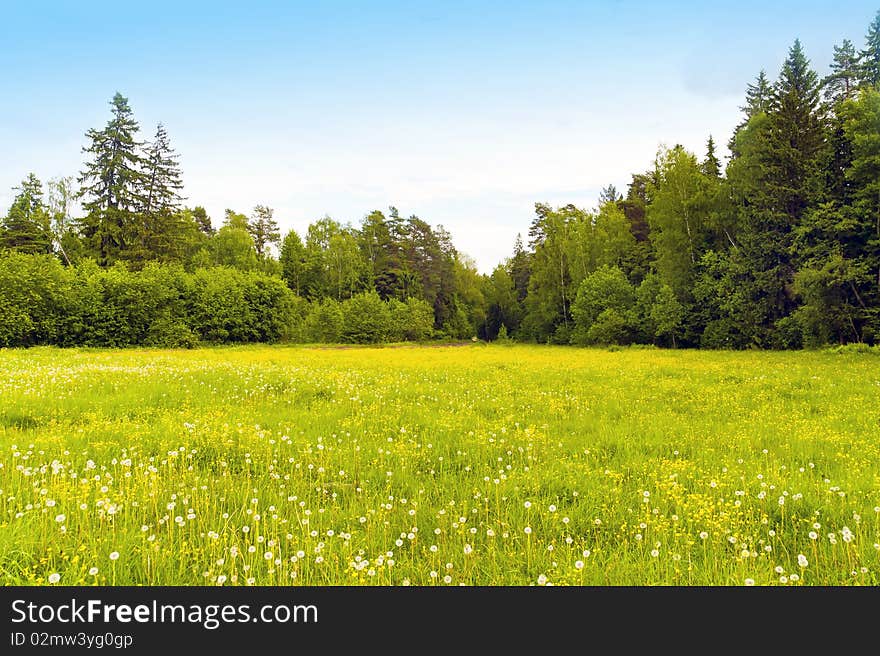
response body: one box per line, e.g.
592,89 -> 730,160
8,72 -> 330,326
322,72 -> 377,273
598,184 -> 621,205
1,173 -> 53,254
763,39 -> 825,223
740,40 -> 826,342
77,92 -> 146,263
742,70 -> 771,117
141,123 -> 184,215
729,71 -> 772,152
860,10 -> 880,87
702,136 -> 722,178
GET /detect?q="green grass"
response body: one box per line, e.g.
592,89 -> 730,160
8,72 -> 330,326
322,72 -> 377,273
1,343 -> 878,586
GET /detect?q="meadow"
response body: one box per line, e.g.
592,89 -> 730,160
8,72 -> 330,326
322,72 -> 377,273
0,343 -> 878,586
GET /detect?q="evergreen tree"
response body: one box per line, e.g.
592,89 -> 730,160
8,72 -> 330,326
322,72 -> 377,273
141,123 -> 184,215
1,174 -> 53,254
860,10 -> 880,87
743,70 -> 772,117
280,228 -> 307,295
763,40 -> 825,224
823,40 -> 859,103
509,234 -> 531,303
730,71 -> 772,152
702,135 -> 722,178
598,184 -> 621,205
248,205 -> 281,257
192,206 -> 214,236
77,92 -> 146,264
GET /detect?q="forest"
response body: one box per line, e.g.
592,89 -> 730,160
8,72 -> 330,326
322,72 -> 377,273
2,11 -> 879,349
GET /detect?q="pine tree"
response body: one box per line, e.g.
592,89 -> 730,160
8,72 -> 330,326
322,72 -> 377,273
823,40 -> 859,102
249,205 -> 281,257
141,123 -> 184,215
702,136 -> 722,177
860,10 -> 880,87
1,173 -> 53,254
77,92 -> 146,264
192,206 -> 214,235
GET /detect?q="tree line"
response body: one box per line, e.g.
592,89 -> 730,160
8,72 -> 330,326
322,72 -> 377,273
2,12 -> 880,348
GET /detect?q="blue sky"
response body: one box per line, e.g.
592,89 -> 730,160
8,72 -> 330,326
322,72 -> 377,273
1,1 -> 877,271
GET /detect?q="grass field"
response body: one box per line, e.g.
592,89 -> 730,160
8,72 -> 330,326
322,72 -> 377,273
1,343 -> 878,586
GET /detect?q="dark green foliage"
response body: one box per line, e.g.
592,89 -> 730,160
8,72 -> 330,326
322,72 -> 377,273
860,10 -> 880,87
6,11 -> 880,352
1,174 -> 53,254
141,123 -> 184,216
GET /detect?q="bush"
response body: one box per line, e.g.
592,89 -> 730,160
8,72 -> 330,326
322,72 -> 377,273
341,291 -> 391,343
303,299 -> 343,343
145,312 -> 199,348
389,297 -> 435,342
571,266 -> 635,345
585,308 -> 630,345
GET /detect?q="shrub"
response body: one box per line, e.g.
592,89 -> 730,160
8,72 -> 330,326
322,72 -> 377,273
341,291 -> 391,344
303,299 -> 343,343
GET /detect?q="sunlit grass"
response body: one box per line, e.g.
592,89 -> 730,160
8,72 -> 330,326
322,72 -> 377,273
1,343 -> 878,586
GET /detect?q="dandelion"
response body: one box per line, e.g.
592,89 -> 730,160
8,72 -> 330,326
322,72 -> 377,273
443,575 -> 452,584
55,514 -> 65,523
109,551 -> 119,561
744,578 -> 755,586
699,531 -> 708,540
789,573 -> 800,582
798,554 -> 808,568
774,565 -> 784,574
463,544 -> 473,555
808,531 -> 818,540
217,575 -> 227,584
650,549 -> 659,558
537,574 -> 548,585
48,573 -> 60,584
575,560 -> 584,570
264,551 -> 273,560
524,501 -> 532,509
88,567 -> 98,576
524,526 -> 532,535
